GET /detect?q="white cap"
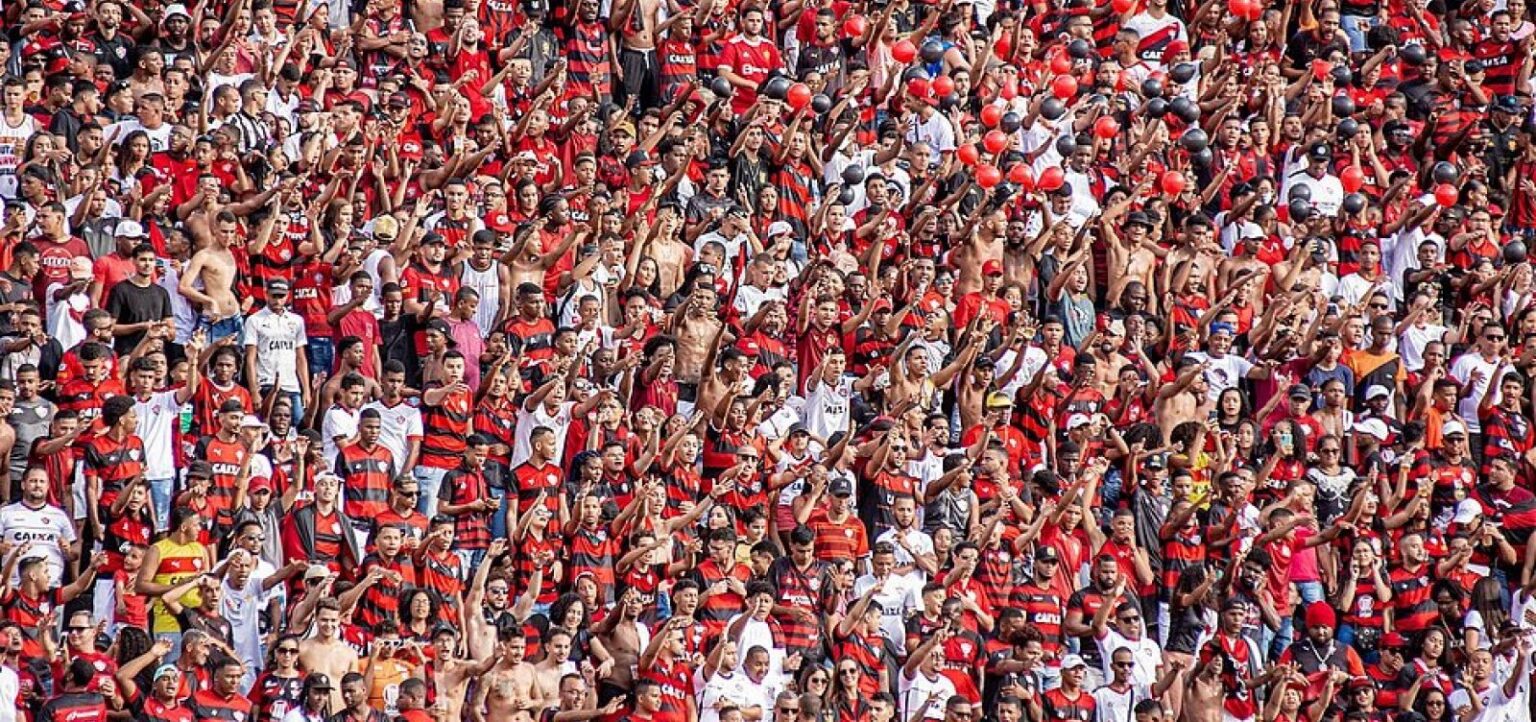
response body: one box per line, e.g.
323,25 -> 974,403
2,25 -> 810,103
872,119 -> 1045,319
1352,418 -> 1389,442
766,220 -> 794,238
1105,318 -> 1126,336
1066,413 -> 1092,430
162,3 -> 191,20
1365,385 -> 1391,401
1060,654 -> 1088,670
1442,419 -> 1468,437
239,414 -> 268,429
114,219 -> 147,238
1453,499 -> 1482,525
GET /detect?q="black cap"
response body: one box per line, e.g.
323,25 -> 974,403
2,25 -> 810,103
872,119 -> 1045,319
421,233 -> 447,246
625,151 -> 657,169
187,460 -> 214,479
425,319 -> 456,344
266,279 -> 291,293
829,478 -> 854,497
1308,144 -> 1331,161
1124,211 -> 1153,229
1288,383 -> 1312,400
218,398 -> 245,414
1496,95 -> 1524,114
1036,546 -> 1060,563
306,672 -> 334,691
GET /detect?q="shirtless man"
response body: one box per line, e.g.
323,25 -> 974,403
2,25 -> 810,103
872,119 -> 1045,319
691,323 -> 750,425
1104,209 -> 1166,314
474,629 -> 547,721
533,629 -> 575,706
503,219 -> 585,292
592,589 -> 647,702
297,599 -> 359,712
951,210 -> 1005,298
611,0 -> 661,109
179,210 -> 245,341
429,626 -> 499,722
647,208 -> 693,299
1154,359 -> 1212,443
670,285 -> 726,388
1182,657 -> 1225,722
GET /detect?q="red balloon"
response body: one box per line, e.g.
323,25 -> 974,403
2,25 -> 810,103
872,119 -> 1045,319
1229,0 -> 1250,18
1112,0 -> 1135,11
976,164 -> 1002,189
981,104 -> 1004,128
1038,167 -> 1066,192
1009,163 -> 1035,190
932,75 -> 956,97
892,39 -> 917,64
1094,116 -> 1120,139
1000,81 -> 1018,100
1240,0 -> 1263,20
984,130 -> 1009,154
1340,165 -> 1365,193
1052,74 -> 1079,100
1050,52 -> 1073,75
994,36 -> 1012,58
1435,183 -> 1459,208
958,144 -> 980,167
1161,171 -> 1187,196
907,77 -> 930,99
786,83 -> 812,110
842,15 -> 867,39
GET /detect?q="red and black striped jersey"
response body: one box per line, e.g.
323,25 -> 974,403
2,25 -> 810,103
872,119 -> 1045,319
81,432 -> 145,508
334,443 -> 397,522
189,687 -> 253,722
356,552 -> 418,629
1389,563 -> 1438,633
420,386 -> 473,470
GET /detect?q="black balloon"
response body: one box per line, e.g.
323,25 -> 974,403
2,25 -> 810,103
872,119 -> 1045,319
1141,78 -> 1164,99
1288,183 -> 1313,202
1144,98 -> 1169,119
1506,240 -> 1529,265
1331,95 -> 1356,117
709,76 -> 734,98
902,66 -> 928,82
1400,43 -> 1427,66
1342,193 -> 1366,215
1191,147 -> 1214,168
1288,198 -> 1314,222
842,165 -> 865,186
1336,117 -> 1360,140
1170,96 -> 1199,123
1169,63 -> 1197,84
1055,134 -> 1078,156
762,76 -> 792,101
1331,65 -> 1353,87
1001,111 -> 1023,132
837,188 -> 856,205
811,94 -> 832,113
1179,128 -> 1209,152
1431,161 -> 1459,185
939,94 -> 960,111
1040,99 -> 1066,121
920,40 -> 945,63
1068,39 -> 1093,59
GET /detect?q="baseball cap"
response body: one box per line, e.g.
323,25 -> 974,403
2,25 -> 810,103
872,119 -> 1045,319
1442,419 -> 1468,438
153,664 -> 180,681
162,3 -> 191,21
248,477 -> 274,495
626,151 -> 658,169
1365,385 -> 1391,401
240,414 -> 267,430
1308,144 -> 1331,161
985,391 -> 1012,409
1288,383 -> 1313,400
1379,632 -> 1410,649
829,478 -> 854,497
1124,211 -> 1153,229
611,121 -> 636,137
115,220 -> 147,238
766,220 -> 794,238
371,215 -> 399,242
306,672 -> 334,690
304,564 -> 330,581
1036,546 -> 1060,563
788,424 -> 810,438
1352,418 -> 1390,442
1453,498 -> 1483,525
187,460 -> 214,479
426,319 -> 455,341
982,260 -> 1004,276
1059,653 -> 1087,670
1066,413 -> 1092,430
266,278 -> 291,294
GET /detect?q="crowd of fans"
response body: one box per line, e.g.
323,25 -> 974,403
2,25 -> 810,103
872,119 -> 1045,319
7,0 -> 1536,719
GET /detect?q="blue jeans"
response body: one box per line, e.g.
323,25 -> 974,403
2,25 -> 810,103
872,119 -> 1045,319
456,548 -> 486,581
148,477 -> 174,532
489,485 -> 509,539
1340,14 -> 1376,53
197,314 -> 244,344
414,466 -> 448,517
1297,581 -> 1325,604
306,337 -> 335,379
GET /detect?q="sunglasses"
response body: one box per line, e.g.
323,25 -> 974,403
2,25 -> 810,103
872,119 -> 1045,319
1113,661 -> 1135,669
278,647 -> 299,654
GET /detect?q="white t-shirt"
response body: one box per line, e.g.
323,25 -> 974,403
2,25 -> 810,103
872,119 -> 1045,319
0,665 -> 16,722
132,390 -> 182,480
905,111 -> 956,166
854,573 -> 922,655
801,376 -> 853,440
1449,351 -> 1507,433
899,668 -> 956,721
696,669 -> 761,722
0,502 -> 76,586
321,405 -> 361,462
1184,352 -> 1254,402
512,402 -> 573,467
1096,629 -> 1162,688
1092,682 -> 1154,722
243,308 -> 309,393
362,400 -> 424,473
1399,324 -> 1448,372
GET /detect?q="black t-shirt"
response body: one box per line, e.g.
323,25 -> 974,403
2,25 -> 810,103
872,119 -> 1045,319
105,278 -> 172,355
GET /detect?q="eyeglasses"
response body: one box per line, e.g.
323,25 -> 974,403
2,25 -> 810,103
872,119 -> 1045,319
278,647 -> 300,654
1119,616 -> 1140,623
66,626 -> 90,633
839,668 -> 859,675
243,535 -> 265,542
779,706 -> 800,713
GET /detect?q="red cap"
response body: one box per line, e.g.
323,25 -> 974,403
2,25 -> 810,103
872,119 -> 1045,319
870,297 -> 894,313
248,476 -> 275,494
982,260 -> 1005,276
1304,601 -> 1336,629
737,337 -> 762,356
1165,39 -> 1189,55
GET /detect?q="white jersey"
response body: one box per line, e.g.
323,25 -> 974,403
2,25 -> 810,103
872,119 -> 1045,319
0,502 -> 75,586
801,376 -> 853,440
0,115 -> 37,200
361,399 -> 423,472
461,261 -> 503,334
133,391 -> 182,480
243,307 -> 309,393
